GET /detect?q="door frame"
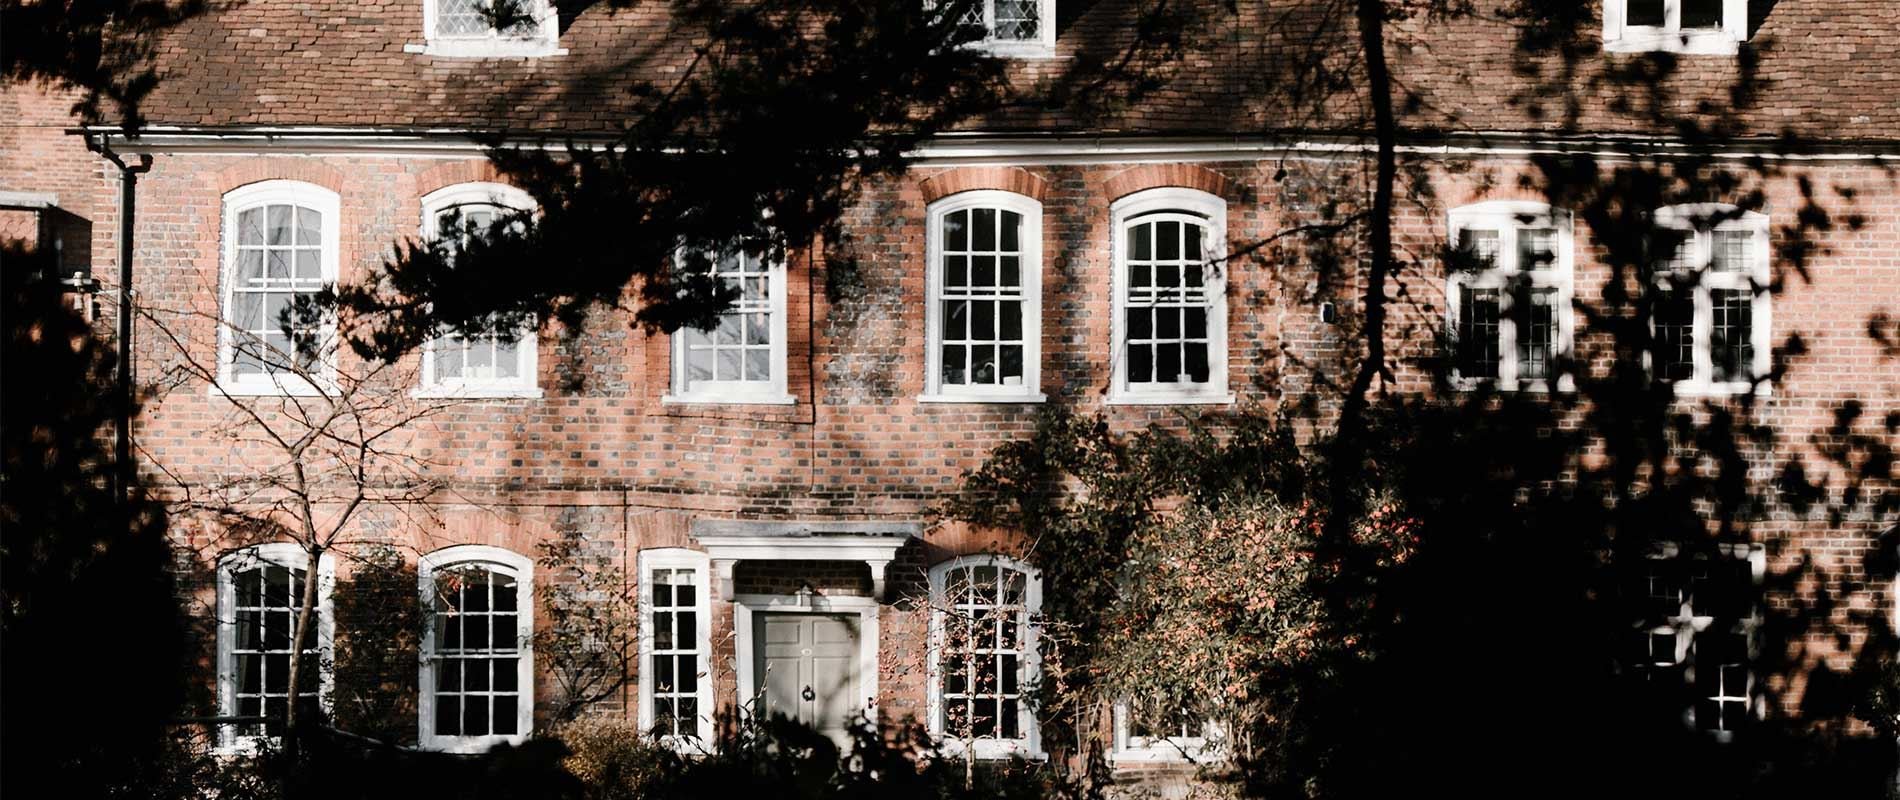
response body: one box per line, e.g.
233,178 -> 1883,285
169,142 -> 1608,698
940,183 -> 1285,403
733,593 -> 880,729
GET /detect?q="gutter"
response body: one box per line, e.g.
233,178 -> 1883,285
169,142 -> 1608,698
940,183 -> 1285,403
77,125 -> 1900,165
82,132 -> 153,506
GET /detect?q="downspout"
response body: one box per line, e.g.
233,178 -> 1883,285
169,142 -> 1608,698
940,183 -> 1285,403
84,131 -> 152,505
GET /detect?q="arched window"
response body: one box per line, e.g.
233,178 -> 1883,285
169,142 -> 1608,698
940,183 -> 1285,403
924,190 -> 1044,402
1446,201 -> 1575,390
636,548 -> 714,748
220,181 -> 339,396
1647,204 -> 1771,394
945,0 -> 1056,56
417,183 -> 541,398
666,245 -> 792,404
928,555 -> 1042,758
419,545 -> 534,752
1109,187 -> 1230,404
419,0 -> 562,58
216,543 -> 333,751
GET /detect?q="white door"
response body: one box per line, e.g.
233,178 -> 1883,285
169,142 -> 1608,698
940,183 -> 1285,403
755,613 -> 862,745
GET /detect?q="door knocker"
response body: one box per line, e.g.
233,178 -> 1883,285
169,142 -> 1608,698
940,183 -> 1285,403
801,685 -> 815,702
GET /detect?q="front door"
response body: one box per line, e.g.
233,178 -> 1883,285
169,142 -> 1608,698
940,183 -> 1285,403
754,613 -> 862,745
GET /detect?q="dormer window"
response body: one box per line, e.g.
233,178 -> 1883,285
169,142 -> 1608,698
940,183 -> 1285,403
1602,0 -> 1746,55
413,0 -> 564,58
947,0 -> 1056,57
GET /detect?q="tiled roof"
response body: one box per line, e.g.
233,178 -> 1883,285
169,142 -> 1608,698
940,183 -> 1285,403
127,0 -> 1900,142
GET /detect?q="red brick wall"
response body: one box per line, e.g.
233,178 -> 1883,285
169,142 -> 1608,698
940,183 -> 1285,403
6,121 -> 1896,749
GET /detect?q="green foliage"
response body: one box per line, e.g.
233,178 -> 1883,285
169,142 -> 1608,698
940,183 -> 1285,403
332,546 -> 423,743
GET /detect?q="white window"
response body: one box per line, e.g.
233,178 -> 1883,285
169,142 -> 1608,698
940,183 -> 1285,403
1109,188 -> 1231,405
1602,0 -> 1747,54
1446,201 -> 1575,391
417,183 -> 542,398
1625,544 -> 1763,741
1111,703 -> 1221,763
417,0 -> 563,57
419,545 -> 534,752
219,181 -> 340,396
636,549 -> 715,749
1647,204 -> 1771,395
216,543 -> 334,751
923,191 -> 1044,403
928,555 -> 1042,759
944,0 -> 1056,56
665,247 -> 792,405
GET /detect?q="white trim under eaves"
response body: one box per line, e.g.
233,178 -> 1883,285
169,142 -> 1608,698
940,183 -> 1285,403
80,126 -> 1900,165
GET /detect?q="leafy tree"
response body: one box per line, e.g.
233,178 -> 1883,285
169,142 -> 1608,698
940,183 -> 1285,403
0,243 -> 186,796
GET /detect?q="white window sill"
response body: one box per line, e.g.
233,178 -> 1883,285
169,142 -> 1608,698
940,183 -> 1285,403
412,385 -> 544,400
404,39 -> 568,58
1106,389 -> 1234,406
210,378 -> 333,398
1111,746 -> 1219,764
1603,29 -> 1741,55
661,392 -> 796,407
1449,376 -> 1574,394
1662,380 -> 1772,399
916,391 -> 1048,405
938,739 -> 1046,761
964,40 -> 1062,60
419,734 -> 529,754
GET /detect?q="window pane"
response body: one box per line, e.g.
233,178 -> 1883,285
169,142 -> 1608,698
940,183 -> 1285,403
295,207 -> 322,246
1517,288 -> 1556,381
945,210 -> 967,251
1712,230 -> 1752,273
1457,287 -> 1501,379
1653,291 -> 1696,382
239,208 -> 264,246
1682,0 -> 1724,29
993,0 -> 1040,40
744,349 -> 770,382
267,206 -> 292,246
1128,342 -> 1153,384
1628,0 -> 1665,26
1518,227 -> 1556,271
1710,289 -> 1754,382
1459,229 -> 1500,270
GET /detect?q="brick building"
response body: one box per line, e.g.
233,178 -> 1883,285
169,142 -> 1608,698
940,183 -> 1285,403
3,0 -> 1897,789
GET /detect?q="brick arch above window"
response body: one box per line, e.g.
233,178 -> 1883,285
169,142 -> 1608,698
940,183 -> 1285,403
919,167 -> 1049,204
416,160 -> 511,200
215,160 -> 346,197
1102,164 -> 1230,204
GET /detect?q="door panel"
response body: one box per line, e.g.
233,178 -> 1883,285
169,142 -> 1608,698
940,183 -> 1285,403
754,613 -> 862,745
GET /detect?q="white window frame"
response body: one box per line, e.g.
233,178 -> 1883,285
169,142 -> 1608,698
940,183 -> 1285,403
922,190 -> 1046,404
945,0 -> 1058,58
415,182 -> 543,399
215,542 -> 335,753
1110,702 -> 1222,764
217,180 -> 341,397
1629,542 -> 1765,743
1602,0 -> 1747,55
664,246 -> 794,406
1108,187 -> 1232,405
636,548 -> 716,751
1446,201 -> 1576,392
414,0 -> 565,58
927,554 -> 1044,760
418,544 -> 535,753
1646,204 -> 1772,397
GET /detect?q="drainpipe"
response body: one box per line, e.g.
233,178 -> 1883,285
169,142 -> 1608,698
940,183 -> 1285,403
84,131 -> 152,505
